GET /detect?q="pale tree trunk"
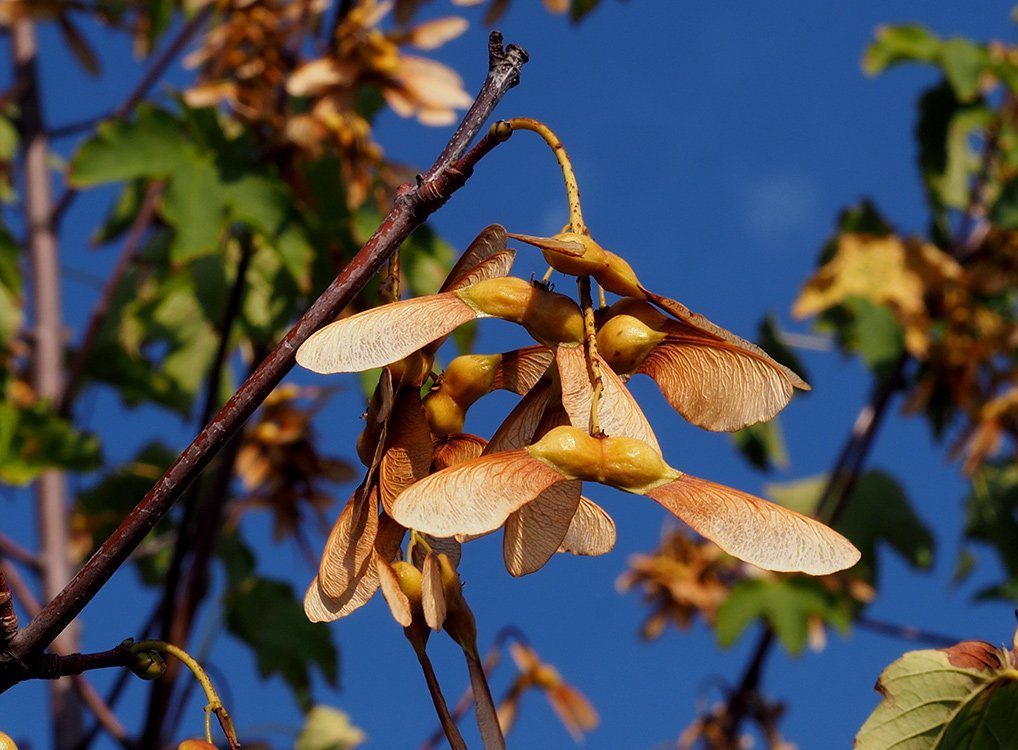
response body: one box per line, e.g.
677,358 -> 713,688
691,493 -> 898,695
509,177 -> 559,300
12,19 -> 82,749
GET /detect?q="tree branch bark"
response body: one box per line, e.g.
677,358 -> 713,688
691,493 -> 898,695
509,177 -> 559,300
0,31 -> 527,693
11,17 -> 82,748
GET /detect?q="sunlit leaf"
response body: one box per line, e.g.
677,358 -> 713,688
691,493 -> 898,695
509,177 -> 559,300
864,24 -> 943,76
856,641 -> 1018,749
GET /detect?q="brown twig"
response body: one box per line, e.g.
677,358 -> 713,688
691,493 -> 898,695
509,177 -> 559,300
0,532 -> 40,572
416,647 -> 469,750
0,31 -> 527,692
855,615 -> 961,648
0,568 -> 18,651
2,562 -> 130,746
58,180 -> 164,416
141,234 -> 255,746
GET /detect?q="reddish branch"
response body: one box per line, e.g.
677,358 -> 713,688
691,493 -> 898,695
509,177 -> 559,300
0,31 -> 527,693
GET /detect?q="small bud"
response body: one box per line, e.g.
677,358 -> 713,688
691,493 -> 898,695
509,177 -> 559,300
129,649 -> 167,681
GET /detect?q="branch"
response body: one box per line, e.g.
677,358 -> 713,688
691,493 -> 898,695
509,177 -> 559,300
0,31 -> 527,690
855,615 -> 962,648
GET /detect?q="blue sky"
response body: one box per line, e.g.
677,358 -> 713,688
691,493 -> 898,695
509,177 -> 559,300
3,2 -> 1018,748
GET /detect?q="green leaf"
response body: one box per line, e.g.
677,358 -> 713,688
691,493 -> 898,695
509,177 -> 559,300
843,297 -> 905,381
835,470 -> 934,583
0,403 -> 102,484
91,180 -> 148,246
732,418 -> 788,472
856,641 -> 1018,749
716,577 -> 850,654
224,577 -> 339,710
570,0 -> 601,22
0,226 -> 21,347
960,462 -> 1018,598
990,177 -> 1018,230
69,105 -> 190,186
941,38 -> 989,101
864,24 -> 943,77
161,155 -> 228,263
402,225 -> 456,298
296,706 -> 367,750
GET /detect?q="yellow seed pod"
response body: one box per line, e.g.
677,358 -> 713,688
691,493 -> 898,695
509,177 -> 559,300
458,278 -> 584,345
177,741 -> 217,750
441,354 -> 502,406
596,314 -> 666,374
0,732 -> 19,750
423,391 -> 466,436
528,425 -> 675,492
540,232 -> 610,277
595,250 -> 644,298
391,560 -> 424,605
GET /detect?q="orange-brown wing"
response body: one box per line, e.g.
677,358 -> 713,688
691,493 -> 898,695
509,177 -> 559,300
503,480 -> 582,576
389,450 -> 567,538
492,345 -> 555,395
317,489 -> 378,599
558,496 -> 617,557
296,293 -> 476,374
556,346 -> 660,453
645,474 -> 859,575
639,290 -> 808,431
441,224 -> 514,292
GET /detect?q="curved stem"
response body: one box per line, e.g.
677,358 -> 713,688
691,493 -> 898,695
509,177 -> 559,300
504,117 -> 586,234
130,640 -> 238,749
577,275 -> 603,434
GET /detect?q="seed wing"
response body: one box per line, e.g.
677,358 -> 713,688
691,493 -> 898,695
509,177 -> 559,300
318,489 -> 378,599
645,474 -> 860,575
558,496 -> 617,557
296,293 -> 476,374
556,346 -> 660,452
390,450 -> 567,538
503,479 -> 582,576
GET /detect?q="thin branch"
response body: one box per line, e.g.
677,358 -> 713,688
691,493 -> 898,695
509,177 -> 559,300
48,5 -> 214,140
2,562 -> 129,746
416,647 -> 469,750
0,568 -> 18,651
855,615 -> 961,649
0,532 -> 41,572
0,31 -> 527,691
58,180 -> 164,416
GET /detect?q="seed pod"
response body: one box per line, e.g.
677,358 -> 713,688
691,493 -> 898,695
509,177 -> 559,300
457,277 -> 584,344
595,313 -> 666,374
527,426 -> 675,492
509,231 -> 644,297
177,741 -> 217,750
423,354 -> 502,435
0,731 -> 19,750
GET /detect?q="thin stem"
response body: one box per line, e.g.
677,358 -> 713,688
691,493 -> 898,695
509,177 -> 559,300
577,275 -> 603,434
131,640 -> 239,749
0,30 -> 527,692
58,180 -> 164,416
2,562 -> 130,746
419,640 -> 503,750
504,117 -> 585,234
464,645 -> 507,750
415,646 -> 469,750
855,615 -> 961,648
142,236 -> 255,746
